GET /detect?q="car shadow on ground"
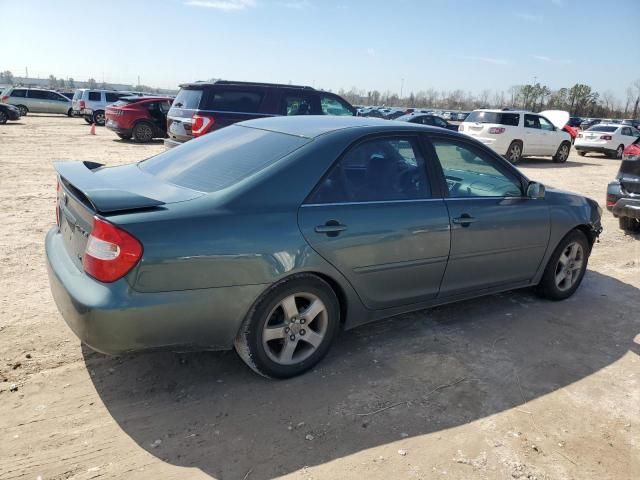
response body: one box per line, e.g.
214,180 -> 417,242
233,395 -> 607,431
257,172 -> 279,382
518,157 -> 591,168
84,270 -> 639,479
112,138 -> 165,145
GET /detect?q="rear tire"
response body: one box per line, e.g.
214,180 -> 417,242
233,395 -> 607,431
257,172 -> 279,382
93,110 -> 105,126
536,230 -> 590,301
611,144 -> 624,159
16,105 -> 27,116
505,141 -> 523,164
619,217 -> 640,233
67,108 -> 73,117
234,274 -> 340,379
553,141 -> 571,163
0,111 -> 7,124
132,122 -> 154,143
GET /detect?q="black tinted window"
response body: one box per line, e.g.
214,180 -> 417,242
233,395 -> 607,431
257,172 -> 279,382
140,125 -> 308,192
202,90 -> 263,112
465,111 -> 520,126
47,91 -> 67,101
283,96 -> 313,115
28,90 -> 49,99
309,137 -> 430,204
172,88 -> 203,109
524,114 -> 541,129
105,92 -> 120,102
10,89 -> 26,98
88,91 -> 101,101
587,126 -> 617,133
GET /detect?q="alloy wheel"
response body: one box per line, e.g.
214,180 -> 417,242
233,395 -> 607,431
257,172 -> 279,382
261,292 -> 328,366
135,124 -> 153,142
508,143 -> 521,163
558,144 -> 569,161
95,112 -> 105,125
554,242 -> 584,291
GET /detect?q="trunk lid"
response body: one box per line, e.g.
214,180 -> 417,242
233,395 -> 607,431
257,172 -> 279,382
55,161 -> 203,270
539,110 -> 570,129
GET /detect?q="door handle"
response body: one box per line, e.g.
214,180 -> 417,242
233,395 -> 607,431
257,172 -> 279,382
452,214 -> 477,226
315,220 -> 347,237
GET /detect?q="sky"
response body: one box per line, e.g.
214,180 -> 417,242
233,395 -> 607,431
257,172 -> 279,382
2,0 -> 639,99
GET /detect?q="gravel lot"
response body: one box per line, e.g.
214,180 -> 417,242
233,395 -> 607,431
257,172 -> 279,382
1,115 -> 638,480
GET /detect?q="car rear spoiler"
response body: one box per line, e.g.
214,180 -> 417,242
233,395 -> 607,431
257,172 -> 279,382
54,161 -> 165,213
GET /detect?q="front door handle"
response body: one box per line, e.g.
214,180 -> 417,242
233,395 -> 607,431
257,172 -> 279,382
315,220 -> 347,237
452,214 -> 477,227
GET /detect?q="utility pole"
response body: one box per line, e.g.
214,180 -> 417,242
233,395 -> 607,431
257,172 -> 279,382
400,78 -> 404,99
138,75 -> 140,87
25,66 -> 28,79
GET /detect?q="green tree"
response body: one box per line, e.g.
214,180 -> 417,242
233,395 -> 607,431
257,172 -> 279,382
2,70 -> 15,84
87,78 -> 97,89
57,78 -> 66,88
68,78 -> 75,88
48,75 -> 57,88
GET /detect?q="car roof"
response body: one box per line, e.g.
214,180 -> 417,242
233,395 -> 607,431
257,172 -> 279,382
179,79 -> 315,90
238,115 -> 437,139
592,123 -> 621,128
472,109 -> 532,114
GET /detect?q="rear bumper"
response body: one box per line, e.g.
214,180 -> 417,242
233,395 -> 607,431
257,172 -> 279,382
163,138 -> 183,149
45,227 -> 266,354
574,145 -> 614,154
106,123 -> 132,137
606,180 -> 640,218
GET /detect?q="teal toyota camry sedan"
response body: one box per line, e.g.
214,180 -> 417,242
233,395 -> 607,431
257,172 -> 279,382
46,116 -> 602,378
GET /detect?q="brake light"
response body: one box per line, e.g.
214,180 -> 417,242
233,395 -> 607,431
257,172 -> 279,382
79,100 -> 86,109
83,217 -> 142,283
600,135 -> 612,140
606,198 -> 616,207
1,95 -> 8,102
488,127 -> 505,134
192,114 -> 215,137
623,143 -> 640,161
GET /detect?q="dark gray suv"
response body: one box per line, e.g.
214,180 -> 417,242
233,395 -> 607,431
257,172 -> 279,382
164,80 -> 356,148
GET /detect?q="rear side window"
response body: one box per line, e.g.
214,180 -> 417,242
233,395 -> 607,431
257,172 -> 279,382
172,88 -> 203,109
10,89 -> 26,98
139,125 -> 308,192
202,90 -> 263,112
465,111 -> 520,126
320,94 -> 353,116
28,90 -> 48,99
105,92 -> 120,102
88,91 -> 101,101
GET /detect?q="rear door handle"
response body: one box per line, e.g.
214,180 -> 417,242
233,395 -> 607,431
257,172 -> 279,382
315,221 -> 347,237
452,214 -> 477,226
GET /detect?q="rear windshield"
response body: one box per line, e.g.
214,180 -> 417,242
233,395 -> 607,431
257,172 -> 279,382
202,90 -> 263,112
139,125 -> 308,192
172,88 -> 203,109
465,111 -> 520,126
587,126 -> 617,133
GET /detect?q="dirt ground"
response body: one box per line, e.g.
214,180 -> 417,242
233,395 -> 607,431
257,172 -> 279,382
1,115 -> 638,480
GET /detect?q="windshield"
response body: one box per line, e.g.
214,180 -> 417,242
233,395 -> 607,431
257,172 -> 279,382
587,126 -> 617,133
465,111 -> 520,126
172,88 -> 203,109
139,125 -> 309,192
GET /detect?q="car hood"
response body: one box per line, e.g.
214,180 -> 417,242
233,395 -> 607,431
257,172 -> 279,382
540,110 -> 570,128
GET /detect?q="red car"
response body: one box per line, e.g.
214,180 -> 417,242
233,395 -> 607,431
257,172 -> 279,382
105,96 -> 173,143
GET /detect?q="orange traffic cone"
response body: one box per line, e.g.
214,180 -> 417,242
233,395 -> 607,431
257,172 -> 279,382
89,122 -> 96,135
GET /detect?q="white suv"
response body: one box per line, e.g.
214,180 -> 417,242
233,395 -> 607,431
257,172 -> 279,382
71,89 -> 137,125
459,109 -> 572,164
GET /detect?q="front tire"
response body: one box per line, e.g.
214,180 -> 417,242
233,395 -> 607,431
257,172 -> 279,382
619,217 -> 640,233
505,141 -> 523,164
536,230 -> 590,301
0,111 -> 7,125
553,141 -> 571,163
234,274 -> 340,379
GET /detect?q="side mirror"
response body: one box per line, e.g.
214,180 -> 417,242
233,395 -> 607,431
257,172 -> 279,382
526,181 -> 546,199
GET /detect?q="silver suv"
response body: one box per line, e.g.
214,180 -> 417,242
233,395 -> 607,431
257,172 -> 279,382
72,89 -> 137,125
1,87 -> 72,116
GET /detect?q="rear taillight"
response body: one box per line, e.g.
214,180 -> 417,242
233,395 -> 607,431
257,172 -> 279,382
488,127 -> 505,134
83,217 -> 142,283
600,135 -> 612,140
1,95 -> 8,102
79,100 -> 86,109
606,197 -> 617,207
192,114 -> 215,137
623,144 -> 640,161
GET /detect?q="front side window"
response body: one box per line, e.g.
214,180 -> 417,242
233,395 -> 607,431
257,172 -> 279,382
433,117 -> 448,128
320,94 -> 353,116
203,90 -> 263,112
538,116 -> 554,131
524,114 -> 541,129
308,137 -> 430,204
432,139 -> 522,198
88,91 -> 101,101
47,91 -> 67,101
28,90 -> 48,99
